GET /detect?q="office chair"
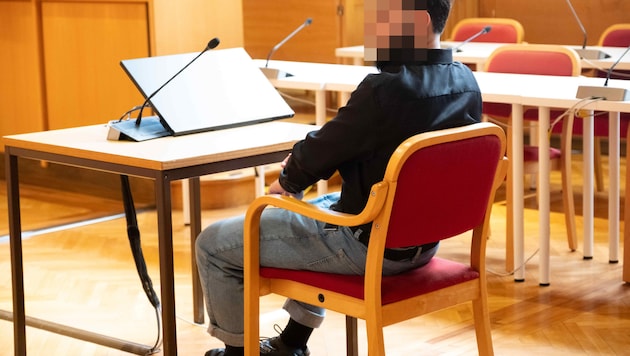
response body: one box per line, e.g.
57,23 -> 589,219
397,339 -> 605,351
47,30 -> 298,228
244,122 -> 508,355
483,44 -> 581,257
449,17 -> 525,43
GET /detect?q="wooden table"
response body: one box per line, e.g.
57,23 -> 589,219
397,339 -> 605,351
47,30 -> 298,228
4,121 -> 317,355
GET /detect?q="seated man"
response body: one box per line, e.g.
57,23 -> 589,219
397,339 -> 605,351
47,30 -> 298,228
196,0 -> 482,355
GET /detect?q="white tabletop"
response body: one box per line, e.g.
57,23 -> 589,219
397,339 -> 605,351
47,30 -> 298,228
3,121 -> 317,171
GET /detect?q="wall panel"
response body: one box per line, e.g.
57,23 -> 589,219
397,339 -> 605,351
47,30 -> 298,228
0,1 -> 45,135
42,1 -> 150,130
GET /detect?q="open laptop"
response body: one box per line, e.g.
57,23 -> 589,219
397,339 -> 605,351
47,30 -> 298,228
111,47 -> 294,141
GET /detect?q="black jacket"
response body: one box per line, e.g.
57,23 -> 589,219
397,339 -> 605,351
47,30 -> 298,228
279,49 -> 482,216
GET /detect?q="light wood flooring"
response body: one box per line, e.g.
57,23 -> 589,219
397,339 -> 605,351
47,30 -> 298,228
0,154 -> 629,355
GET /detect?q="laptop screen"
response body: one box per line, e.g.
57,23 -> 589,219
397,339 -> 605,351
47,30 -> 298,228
120,47 -> 294,136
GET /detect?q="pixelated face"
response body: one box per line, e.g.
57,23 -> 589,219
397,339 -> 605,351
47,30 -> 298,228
364,0 -> 430,61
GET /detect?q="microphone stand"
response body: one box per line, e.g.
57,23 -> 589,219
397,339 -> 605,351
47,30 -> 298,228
452,26 -> 492,53
564,0 -> 609,59
136,38 -> 220,127
107,38 -> 220,142
260,18 -> 312,79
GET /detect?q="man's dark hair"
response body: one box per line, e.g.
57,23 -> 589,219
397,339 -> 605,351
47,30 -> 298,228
427,0 -> 453,34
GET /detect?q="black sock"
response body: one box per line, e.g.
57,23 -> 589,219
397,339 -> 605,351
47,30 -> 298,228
280,318 -> 314,349
223,345 -> 244,356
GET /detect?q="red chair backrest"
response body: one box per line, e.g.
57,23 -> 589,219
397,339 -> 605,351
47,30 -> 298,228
485,49 -> 576,76
601,28 -> 630,47
453,23 -> 520,43
384,134 -> 502,248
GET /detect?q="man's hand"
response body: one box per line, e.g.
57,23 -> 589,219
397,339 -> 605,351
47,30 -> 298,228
268,179 -> 303,200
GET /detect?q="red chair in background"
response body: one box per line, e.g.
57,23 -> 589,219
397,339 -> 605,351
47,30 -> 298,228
244,123 -> 507,355
449,17 -> 525,43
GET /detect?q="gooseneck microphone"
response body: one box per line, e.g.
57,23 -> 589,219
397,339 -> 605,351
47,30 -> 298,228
135,37 -> 220,126
576,43 -> 630,101
452,26 -> 492,52
564,0 -> 609,59
565,0 -> 587,49
604,45 -> 630,86
265,18 -> 312,68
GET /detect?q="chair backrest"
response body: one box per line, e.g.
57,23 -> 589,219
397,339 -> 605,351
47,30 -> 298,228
449,17 -> 524,43
484,44 -> 581,76
370,123 -> 506,249
598,23 -> 630,47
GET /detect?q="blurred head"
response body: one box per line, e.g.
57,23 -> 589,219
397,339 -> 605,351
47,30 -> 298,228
364,0 -> 453,62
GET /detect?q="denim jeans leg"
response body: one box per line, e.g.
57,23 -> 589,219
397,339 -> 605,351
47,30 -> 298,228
194,192 -> 437,346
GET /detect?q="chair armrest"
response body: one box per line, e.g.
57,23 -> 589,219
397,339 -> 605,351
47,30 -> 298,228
245,181 -> 389,228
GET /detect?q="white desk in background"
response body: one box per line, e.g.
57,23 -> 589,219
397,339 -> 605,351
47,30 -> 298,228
335,43 -> 630,71
260,59 -> 630,285
334,42 -> 504,69
475,72 -> 630,284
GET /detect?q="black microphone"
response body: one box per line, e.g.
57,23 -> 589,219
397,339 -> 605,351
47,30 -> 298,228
452,26 -> 491,52
265,18 -> 312,68
564,0 -> 609,59
576,43 -> 630,100
135,37 -> 220,126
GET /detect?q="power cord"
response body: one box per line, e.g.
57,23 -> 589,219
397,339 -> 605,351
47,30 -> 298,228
487,248 -> 540,277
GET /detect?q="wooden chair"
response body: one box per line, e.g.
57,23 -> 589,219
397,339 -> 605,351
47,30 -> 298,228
244,122 -> 508,355
449,17 -> 525,43
482,44 -> 581,258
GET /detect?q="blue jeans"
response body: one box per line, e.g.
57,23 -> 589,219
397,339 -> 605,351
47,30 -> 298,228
195,192 -> 438,347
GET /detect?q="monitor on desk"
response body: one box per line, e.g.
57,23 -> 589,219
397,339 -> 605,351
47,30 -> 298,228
116,47 -> 294,141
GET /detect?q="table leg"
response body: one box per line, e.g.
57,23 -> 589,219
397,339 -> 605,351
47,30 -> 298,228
512,104 -> 525,281
624,120 -> 630,283
608,111 -> 620,263
155,174 -> 178,355
182,180 -> 190,225
255,166 -> 266,197
6,152 -> 26,356
583,110 -> 595,259
315,88 -> 328,195
189,177 -> 205,324
538,107 -> 551,286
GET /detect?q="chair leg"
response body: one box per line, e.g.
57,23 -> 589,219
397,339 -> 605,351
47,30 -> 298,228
345,316 -> 358,356
561,164 -> 578,251
472,297 -> 494,356
365,315 -> 386,356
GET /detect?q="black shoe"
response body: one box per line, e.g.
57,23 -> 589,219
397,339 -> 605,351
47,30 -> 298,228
259,336 -> 310,356
205,349 -> 225,356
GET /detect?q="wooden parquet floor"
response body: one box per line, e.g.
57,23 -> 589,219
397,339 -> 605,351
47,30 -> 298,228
1,154 -> 629,355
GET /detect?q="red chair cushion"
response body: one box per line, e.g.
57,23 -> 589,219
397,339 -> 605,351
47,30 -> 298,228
260,257 -> 479,305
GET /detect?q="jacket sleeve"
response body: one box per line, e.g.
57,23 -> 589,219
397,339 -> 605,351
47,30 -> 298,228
278,77 -> 384,194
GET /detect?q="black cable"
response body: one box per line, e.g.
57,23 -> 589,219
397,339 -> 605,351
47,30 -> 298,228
120,175 -> 163,353
120,175 -> 161,309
